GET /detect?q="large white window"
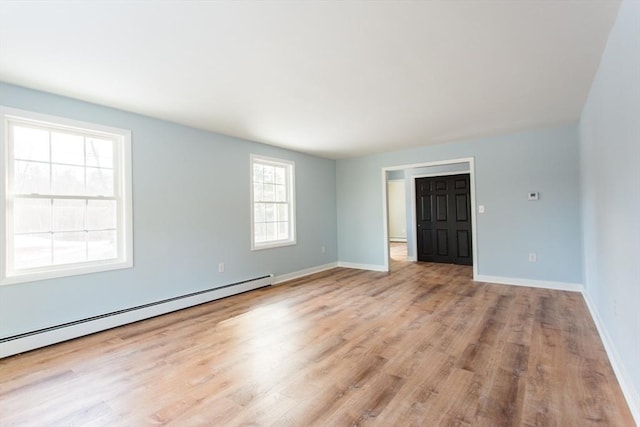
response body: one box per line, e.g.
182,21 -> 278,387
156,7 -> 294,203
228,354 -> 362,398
250,154 -> 295,250
1,107 -> 133,285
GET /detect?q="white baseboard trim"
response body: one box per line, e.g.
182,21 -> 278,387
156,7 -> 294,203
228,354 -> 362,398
0,275 -> 273,359
272,262 -> 338,285
582,291 -> 640,425
407,256 -> 417,262
474,274 -> 584,292
337,261 -> 388,272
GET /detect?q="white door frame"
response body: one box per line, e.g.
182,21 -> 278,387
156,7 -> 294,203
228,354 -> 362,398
381,157 -> 478,279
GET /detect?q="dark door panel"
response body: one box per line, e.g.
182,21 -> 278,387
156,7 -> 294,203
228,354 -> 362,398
455,194 -> 468,222
416,174 -> 472,265
421,229 -> 435,256
436,195 -> 448,221
457,230 -> 471,258
437,229 -> 449,256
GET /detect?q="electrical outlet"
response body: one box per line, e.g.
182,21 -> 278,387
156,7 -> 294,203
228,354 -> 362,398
218,262 -> 225,273
478,205 -> 485,214
528,253 -> 537,263
321,246 -> 326,254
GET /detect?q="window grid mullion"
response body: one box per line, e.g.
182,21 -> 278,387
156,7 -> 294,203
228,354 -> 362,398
48,130 -> 53,265
12,157 -> 113,170
14,227 -> 116,236
83,136 -> 88,261
84,199 -> 89,260
6,124 -> 14,273
83,135 -> 87,200
13,194 -> 117,201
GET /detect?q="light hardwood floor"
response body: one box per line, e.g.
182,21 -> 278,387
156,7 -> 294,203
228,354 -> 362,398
390,241 -> 408,261
0,257 -> 634,426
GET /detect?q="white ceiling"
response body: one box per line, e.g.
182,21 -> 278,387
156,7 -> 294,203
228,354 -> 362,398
0,1 -> 620,159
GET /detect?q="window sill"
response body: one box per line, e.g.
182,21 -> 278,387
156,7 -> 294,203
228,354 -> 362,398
251,240 -> 296,251
1,259 -> 133,286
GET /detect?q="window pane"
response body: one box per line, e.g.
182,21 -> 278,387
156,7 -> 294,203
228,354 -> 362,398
275,167 -> 285,185
51,132 -> 84,165
14,198 -> 52,233
253,164 -> 263,183
52,164 -> 84,195
86,138 -> 113,168
88,230 -> 117,261
265,222 -> 277,241
265,203 -> 276,222
275,184 -> 286,202
14,160 -> 50,194
14,233 -> 52,269
86,168 -> 114,196
277,222 -> 289,240
263,184 -> 275,201
87,200 -> 116,230
254,223 -> 266,243
53,231 -> 86,265
263,165 -> 275,184
277,204 -> 289,221
53,199 -> 85,232
254,203 -> 265,223
253,183 -> 263,201
13,126 -> 49,162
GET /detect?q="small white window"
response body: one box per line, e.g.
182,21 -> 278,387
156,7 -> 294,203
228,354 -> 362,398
250,154 -> 296,250
1,107 -> 133,285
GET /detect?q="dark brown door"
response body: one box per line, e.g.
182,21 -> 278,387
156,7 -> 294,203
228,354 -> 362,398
416,174 -> 472,265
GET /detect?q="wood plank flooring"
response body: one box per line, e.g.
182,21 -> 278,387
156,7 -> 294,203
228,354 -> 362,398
0,256 -> 634,426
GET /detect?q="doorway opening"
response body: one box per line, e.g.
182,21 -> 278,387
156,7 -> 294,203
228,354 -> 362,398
387,175 -> 408,262
389,242 -> 408,262
382,157 -> 478,278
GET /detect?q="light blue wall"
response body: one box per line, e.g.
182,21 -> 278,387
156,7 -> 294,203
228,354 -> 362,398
0,82 -> 338,337
387,170 -> 405,180
579,0 -> 640,414
404,163 -> 470,177
337,125 -> 583,284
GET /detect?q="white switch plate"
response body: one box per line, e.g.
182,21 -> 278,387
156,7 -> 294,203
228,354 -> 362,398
528,253 -> 537,262
218,262 -> 225,273
478,205 -> 485,213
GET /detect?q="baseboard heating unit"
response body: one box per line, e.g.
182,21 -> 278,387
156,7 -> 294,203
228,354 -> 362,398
0,275 -> 273,359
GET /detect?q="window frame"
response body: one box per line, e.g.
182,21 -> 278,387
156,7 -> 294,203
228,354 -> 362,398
0,106 -> 133,286
250,154 -> 296,251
